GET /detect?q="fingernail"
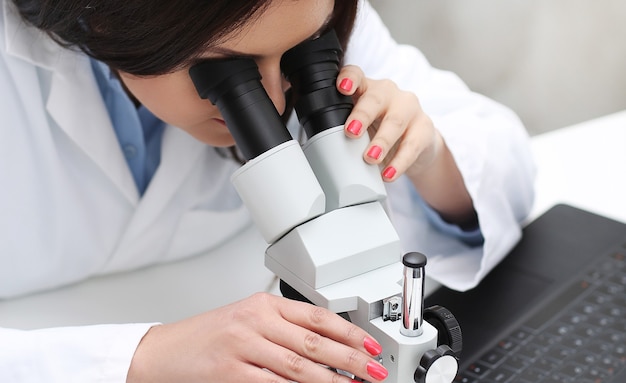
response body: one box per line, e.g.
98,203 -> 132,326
382,166 -> 396,179
366,361 -> 388,381
364,337 -> 382,356
367,145 -> 382,160
339,78 -> 353,92
346,120 -> 362,135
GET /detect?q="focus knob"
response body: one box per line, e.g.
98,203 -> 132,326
414,345 -> 459,383
424,305 -> 463,356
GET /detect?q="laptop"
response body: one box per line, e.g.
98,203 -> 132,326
425,204 -> 626,383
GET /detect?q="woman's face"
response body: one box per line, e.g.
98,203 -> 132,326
117,0 -> 335,147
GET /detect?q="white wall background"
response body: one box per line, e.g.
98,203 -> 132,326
370,0 -> 626,135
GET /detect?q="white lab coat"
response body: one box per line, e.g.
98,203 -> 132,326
0,0 -> 535,381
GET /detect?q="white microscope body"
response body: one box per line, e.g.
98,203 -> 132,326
189,30 -> 461,383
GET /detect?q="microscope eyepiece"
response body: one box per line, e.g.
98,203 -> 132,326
189,58 -> 291,160
281,30 -> 353,138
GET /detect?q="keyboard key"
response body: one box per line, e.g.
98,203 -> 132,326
517,343 -> 545,359
581,364 -> 616,380
479,349 -> 507,366
495,339 -> 518,352
466,362 -> 490,377
576,302 -> 599,315
556,363 -> 586,378
545,344 -> 576,359
547,323 -> 574,337
573,324 -> 603,338
609,273 -> 626,286
485,366 -> 515,382
501,355 -> 530,371
600,305 -> 623,317
510,328 -> 532,342
588,314 -> 615,328
587,292 -> 613,305
533,333 -> 562,348
538,373 -> 574,382
563,312 -> 588,325
597,282 -> 624,296
535,356 -> 562,371
516,367 -> 547,381
572,351 -> 600,366
560,335 -> 587,349
454,373 -> 479,383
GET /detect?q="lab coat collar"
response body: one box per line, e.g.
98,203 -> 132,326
3,1 -> 140,204
3,1 -> 214,224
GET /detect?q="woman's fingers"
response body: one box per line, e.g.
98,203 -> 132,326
128,292 -> 387,383
263,295 -> 388,382
337,66 -> 439,182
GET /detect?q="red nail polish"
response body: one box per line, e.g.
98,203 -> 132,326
366,361 -> 388,381
367,145 -> 382,160
364,337 -> 382,356
339,78 -> 353,92
347,120 -> 362,136
382,166 -> 396,179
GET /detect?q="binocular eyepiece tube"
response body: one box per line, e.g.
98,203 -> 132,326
188,29 -> 353,158
189,58 -> 291,161
280,30 -> 354,139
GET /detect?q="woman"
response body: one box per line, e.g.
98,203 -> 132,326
0,0 -> 535,382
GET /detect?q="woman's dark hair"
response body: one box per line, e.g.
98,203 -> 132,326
13,0 -> 358,163
12,0 -> 359,76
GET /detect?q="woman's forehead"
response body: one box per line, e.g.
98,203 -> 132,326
205,0 -> 334,58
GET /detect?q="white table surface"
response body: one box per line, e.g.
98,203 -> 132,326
529,110 -> 626,223
2,111 -> 625,330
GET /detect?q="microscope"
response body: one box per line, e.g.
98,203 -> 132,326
189,30 -> 462,383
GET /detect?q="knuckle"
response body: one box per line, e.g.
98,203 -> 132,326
382,114 -> 406,131
402,89 -> 419,104
331,371 -> 347,383
231,292 -> 275,326
303,332 -> 322,355
264,376 -> 284,383
249,291 -> 273,304
344,349 -> 361,368
229,304 -> 255,324
309,306 -> 328,326
285,352 -> 307,374
363,91 -> 385,109
379,78 -> 398,92
345,324 -> 359,341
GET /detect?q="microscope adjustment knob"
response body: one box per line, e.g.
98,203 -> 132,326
414,345 -> 459,383
424,305 -> 463,356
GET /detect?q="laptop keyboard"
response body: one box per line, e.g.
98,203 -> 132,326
455,243 -> 626,383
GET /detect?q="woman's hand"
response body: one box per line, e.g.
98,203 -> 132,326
337,65 -> 476,228
127,293 -> 387,383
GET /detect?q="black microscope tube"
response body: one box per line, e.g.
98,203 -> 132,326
281,30 -> 353,138
189,58 -> 292,160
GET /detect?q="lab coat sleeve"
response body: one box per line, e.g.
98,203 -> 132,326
345,1 -> 536,291
0,323 -> 157,383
